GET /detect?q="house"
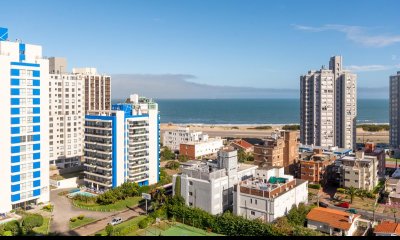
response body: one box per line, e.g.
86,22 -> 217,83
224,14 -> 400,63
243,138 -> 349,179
374,221 -> 400,236
229,139 -> 254,153
306,207 -> 369,236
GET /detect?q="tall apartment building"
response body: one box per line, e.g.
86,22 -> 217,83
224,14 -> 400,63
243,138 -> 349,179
0,27 -> 50,214
163,127 -> 208,151
72,68 -> 111,114
84,94 -> 159,191
48,57 -> 85,168
233,167 -> 308,223
172,149 -> 257,215
254,130 -> 298,174
300,56 -> 357,150
390,71 -> 400,148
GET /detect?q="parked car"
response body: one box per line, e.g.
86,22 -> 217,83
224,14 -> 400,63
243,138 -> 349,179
319,202 -> 329,208
109,217 -> 123,226
345,208 -> 357,214
335,202 -> 350,209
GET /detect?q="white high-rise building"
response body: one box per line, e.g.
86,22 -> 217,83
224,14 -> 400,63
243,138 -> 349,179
0,27 -> 50,214
72,68 -> 111,114
84,94 -> 160,191
48,57 -> 85,169
390,71 -> 400,148
300,56 -> 357,150
163,127 -> 208,151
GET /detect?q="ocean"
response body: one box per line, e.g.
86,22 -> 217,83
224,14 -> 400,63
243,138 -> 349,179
112,99 -> 389,125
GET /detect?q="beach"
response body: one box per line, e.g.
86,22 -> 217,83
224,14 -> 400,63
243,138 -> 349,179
160,123 -> 390,144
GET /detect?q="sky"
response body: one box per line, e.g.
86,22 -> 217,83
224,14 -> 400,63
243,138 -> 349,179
1,0 -> 400,96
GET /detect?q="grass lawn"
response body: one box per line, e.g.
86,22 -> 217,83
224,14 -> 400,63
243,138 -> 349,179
32,217 -> 51,235
73,196 -> 142,212
95,215 -> 147,236
335,193 -> 376,211
69,217 -> 97,230
136,222 -> 223,236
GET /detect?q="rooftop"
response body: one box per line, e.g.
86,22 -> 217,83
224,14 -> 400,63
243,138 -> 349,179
307,207 -> 361,231
374,221 -> 400,235
231,139 -> 253,149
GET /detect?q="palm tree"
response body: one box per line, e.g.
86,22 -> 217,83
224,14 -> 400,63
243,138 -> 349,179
345,187 -> 357,204
154,188 -> 167,205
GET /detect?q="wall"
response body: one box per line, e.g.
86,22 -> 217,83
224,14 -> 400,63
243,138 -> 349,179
50,177 -> 79,189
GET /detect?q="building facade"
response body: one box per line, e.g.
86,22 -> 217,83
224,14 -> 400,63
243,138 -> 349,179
0,27 -> 50,214
84,94 -> 159,191
72,68 -> 111,114
172,149 -> 257,215
179,137 -> 224,159
390,71 -> 400,148
299,148 -> 336,184
233,167 -> 308,223
163,127 -> 208,151
48,57 -> 85,169
300,56 -> 357,150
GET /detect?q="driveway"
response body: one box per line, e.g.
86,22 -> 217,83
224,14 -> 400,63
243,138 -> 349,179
50,188 -> 115,234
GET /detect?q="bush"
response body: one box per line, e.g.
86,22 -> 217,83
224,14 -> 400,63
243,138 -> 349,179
308,184 -> 321,190
161,147 -> 175,161
3,220 -> 21,236
282,125 -> 300,131
42,204 -> 53,212
336,188 -> 346,194
70,218 -> 77,222
2,231 -> 13,236
77,215 -> 85,220
58,191 -> 69,196
22,214 -> 44,232
166,161 -> 180,170
178,155 -> 189,162
105,224 -> 114,236
138,217 -> 155,229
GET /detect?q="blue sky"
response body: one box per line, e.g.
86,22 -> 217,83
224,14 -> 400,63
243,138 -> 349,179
1,0 -> 400,90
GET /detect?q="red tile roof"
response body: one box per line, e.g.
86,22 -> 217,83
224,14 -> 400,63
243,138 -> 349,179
374,221 -> 400,235
232,139 -> 253,149
307,207 -> 361,231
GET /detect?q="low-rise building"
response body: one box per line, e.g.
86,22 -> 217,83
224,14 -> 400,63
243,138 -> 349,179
163,127 -> 208,151
363,142 -> 386,178
306,207 -> 370,236
299,145 -> 353,158
229,139 -> 254,153
335,152 -> 379,191
172,148 -> 257,215
374,221 -> 400,236
233,167 -> 308,223
299,148 -> 336,184
179,137 -> 224,159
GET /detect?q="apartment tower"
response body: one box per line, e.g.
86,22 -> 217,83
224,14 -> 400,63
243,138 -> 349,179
300,56 -> 357,150
0,27 -> 50,214
48,57 -> 85,168
390,71 -> 400,148
72,68 -> 111,114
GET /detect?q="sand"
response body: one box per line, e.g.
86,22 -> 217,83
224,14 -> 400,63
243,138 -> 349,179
160,123 -> 389,143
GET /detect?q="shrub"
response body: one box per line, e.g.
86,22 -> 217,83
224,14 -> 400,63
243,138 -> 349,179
70,218 -> 77,222
308,184 -> 321,190
282,125 -> 300,131
138,217 -> 154,229
77,215 -> 85,220
58,191 -> 69,196
178,155 -> 189,162
2,231 -> 13,236
3,220 -> 21,236
336,188 -> 346,194
105,224 -> 114,236
161,147 -> 175,161
166,161 -> 180,170
42,204 -> 53,212
22,214 -> 44,232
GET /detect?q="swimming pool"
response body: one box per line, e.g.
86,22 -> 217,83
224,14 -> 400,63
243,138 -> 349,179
68,191 -> 97,198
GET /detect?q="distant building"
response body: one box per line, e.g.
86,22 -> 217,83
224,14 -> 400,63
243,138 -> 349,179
72,68 -> 111,114
84,94 -> 159,191
390,71 -> 400,148
300,56 -> 357,150
374,221 -> 400,236
229,139 -> 254,153
254,131 -> 298,175
163,127 -> 208,151
233,167 -> 308,223
299,148 -> 336,185
48,57 -> 85,169
172,149 -> 257,215
335,152 -> 379,191
363,142 -> 386,178
179,137 -> 224,159
306,207 -> 369,236
299,145 -> 353,158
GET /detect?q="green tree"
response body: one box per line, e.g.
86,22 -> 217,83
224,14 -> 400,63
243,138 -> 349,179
237,149 -> 248,163
174,176 -> 181,196
161,147 -> 175,161
3,220 -> 21,236
178,155 -> 189,162
272,217 -> 292,235
286,203 -> 314,226
22,214 -> 44,233
344,187 -> 358,204
105,224 -> 114,236
166,161 -> 180,170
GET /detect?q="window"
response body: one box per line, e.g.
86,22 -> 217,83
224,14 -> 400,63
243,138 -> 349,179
251,211 -> 255,216
189,192 -> 193,196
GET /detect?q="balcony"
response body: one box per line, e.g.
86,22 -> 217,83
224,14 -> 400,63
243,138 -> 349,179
85,170 -> 112,179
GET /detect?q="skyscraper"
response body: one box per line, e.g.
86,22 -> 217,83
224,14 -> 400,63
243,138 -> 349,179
300,56 -> 357,150
390,71 -> 400,148
0,27 -> 50,214
48,57 -> 85,169
72,68 -> 111,114
83,94 -> 160,191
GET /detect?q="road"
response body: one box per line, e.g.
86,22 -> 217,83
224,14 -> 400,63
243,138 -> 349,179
326,204 -> 397,223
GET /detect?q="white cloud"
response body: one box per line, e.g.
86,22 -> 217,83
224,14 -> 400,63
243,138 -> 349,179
292,24 -> 400,47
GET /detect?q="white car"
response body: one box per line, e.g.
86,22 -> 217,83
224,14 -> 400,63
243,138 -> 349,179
109,217 -> 123,226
